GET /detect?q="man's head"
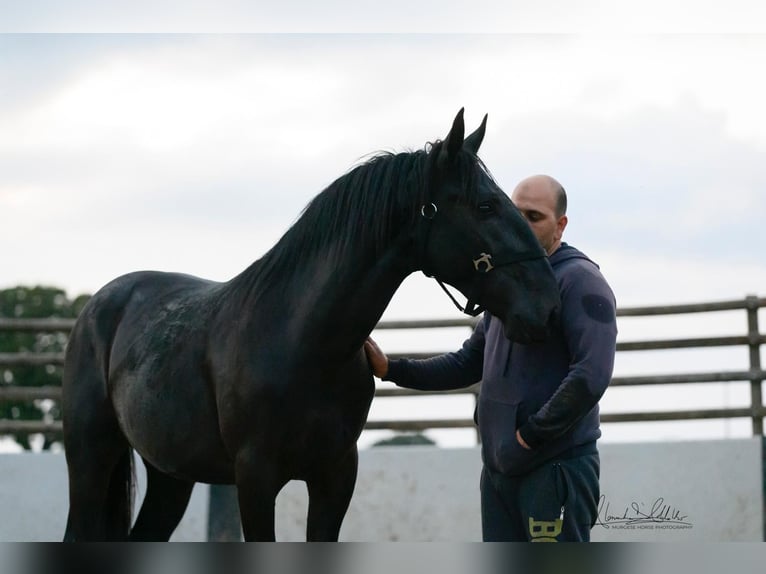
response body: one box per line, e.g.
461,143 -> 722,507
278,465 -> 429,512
511,174 -> 568,256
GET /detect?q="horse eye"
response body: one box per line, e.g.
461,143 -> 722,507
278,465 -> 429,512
478,202 -> 494,215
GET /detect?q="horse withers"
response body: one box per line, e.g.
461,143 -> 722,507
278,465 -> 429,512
62,109 -> 560,541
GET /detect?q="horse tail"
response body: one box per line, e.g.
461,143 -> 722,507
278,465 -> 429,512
104,447 -> 136,540
62,275 -> 142,540
62,447 -> 135,541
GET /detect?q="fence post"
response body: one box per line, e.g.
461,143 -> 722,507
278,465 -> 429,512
745,295 -> 764,436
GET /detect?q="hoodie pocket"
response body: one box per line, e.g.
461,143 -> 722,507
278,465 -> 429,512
478,395 -> 536,475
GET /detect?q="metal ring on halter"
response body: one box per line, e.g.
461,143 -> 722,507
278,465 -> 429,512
420,203 -> 438,219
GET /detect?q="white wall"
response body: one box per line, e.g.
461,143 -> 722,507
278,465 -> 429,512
0,438 -> 762,541
0,452 -> 208,542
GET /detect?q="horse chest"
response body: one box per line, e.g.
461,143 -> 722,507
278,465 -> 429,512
307,398 -> 368,436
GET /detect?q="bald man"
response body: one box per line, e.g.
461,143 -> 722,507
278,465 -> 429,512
365,174 -> 617,541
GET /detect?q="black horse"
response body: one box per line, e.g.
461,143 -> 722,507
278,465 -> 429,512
62,110 -> 560,541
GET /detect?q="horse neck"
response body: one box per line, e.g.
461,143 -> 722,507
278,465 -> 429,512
225,151 -> 431,363
282,237 -> 413,362
223,229 -> 415,365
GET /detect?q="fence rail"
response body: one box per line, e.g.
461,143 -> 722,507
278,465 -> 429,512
1,295 -> 765,440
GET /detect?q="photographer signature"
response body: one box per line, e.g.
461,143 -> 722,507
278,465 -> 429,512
596,495 -> 692,528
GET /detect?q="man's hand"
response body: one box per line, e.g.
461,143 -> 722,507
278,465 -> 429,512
516,429 -> 531,450
363,337 -> 389,379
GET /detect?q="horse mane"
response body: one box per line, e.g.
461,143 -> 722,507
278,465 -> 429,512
231,139 -> 489,292
273,149 -> 430,266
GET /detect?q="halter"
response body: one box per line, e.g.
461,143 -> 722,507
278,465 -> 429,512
418,202 -> 547,317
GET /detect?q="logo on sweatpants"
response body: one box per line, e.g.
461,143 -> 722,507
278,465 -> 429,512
528,517 -> 563,542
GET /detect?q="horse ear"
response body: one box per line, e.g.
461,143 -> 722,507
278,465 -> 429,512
438,108 -> 466,168
464,113 -> 487,155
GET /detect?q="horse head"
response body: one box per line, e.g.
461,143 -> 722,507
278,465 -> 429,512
417,109 -> 560,342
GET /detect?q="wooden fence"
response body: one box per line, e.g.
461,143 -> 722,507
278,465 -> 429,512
1,295 -> 765,439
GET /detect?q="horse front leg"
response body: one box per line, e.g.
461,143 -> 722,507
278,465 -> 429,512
235,450 -> 286,541
305,446 -> 359,541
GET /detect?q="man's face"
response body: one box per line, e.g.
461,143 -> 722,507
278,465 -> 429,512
511,181 -> 567,255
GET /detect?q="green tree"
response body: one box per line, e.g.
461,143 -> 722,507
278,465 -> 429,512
0,286 -> 90,450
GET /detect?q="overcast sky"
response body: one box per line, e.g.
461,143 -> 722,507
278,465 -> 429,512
2,6 -> 766,447
2,31 -> 765,314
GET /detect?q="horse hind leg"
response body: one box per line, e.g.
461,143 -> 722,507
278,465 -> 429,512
129,460 -> 195,541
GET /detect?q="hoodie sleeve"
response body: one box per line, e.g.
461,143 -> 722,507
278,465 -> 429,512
517,261 -> 617,449
383,314 -> 487,391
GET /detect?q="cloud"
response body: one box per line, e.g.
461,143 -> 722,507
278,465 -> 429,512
480,96 -> 765,267
1,34 -> 764,310
3,1 -> 766,33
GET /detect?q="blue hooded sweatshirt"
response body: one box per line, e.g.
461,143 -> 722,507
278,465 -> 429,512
385,243 -> 617,476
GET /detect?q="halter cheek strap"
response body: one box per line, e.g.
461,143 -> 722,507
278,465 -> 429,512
418,203 -> 546,317
433,276 -> 484,317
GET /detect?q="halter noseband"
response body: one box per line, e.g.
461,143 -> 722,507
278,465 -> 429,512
418,202 -> 547,317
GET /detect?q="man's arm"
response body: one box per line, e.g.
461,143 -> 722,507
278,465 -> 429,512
517,266 -> 618,449
364,314 -> 487,391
